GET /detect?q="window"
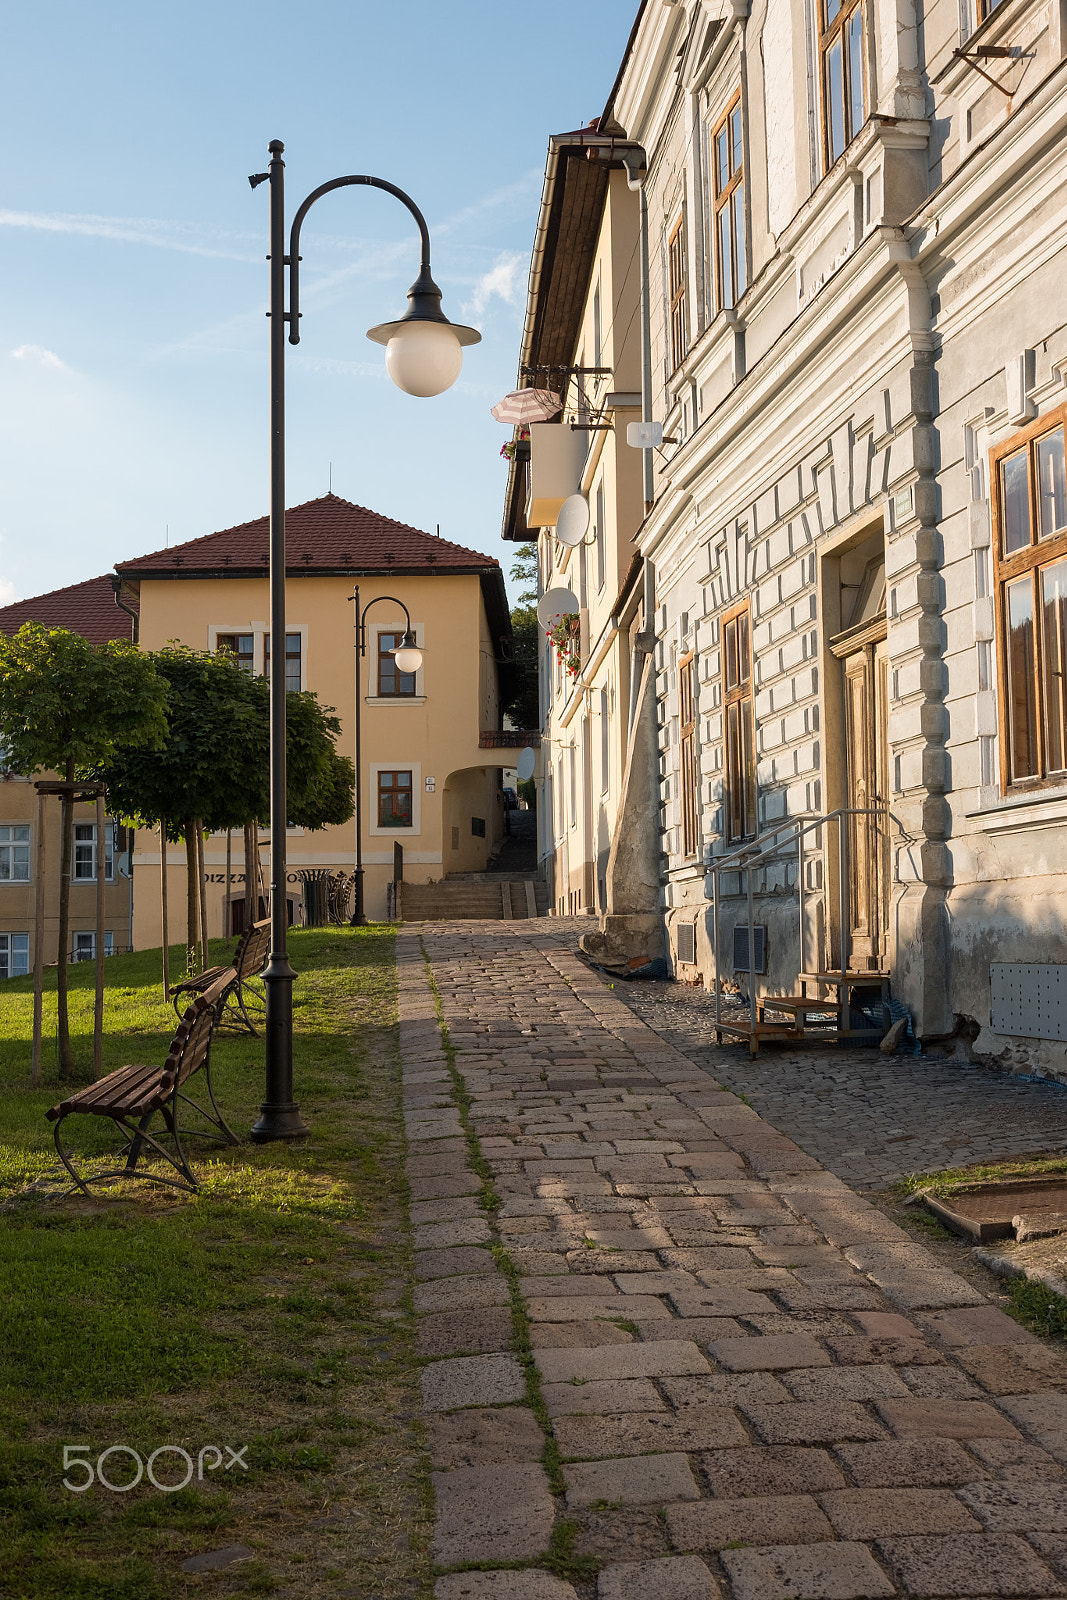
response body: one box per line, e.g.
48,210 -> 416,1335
820,0 -> 866,168
668,214 -> 688,372
713,96 -> 746,310
0,825 -> 30,882
264,632 -> 302,693
377,770 -> 413,828
978,0 -> 1008,17
0,932 -> 29,978
722,603 -> 756,841
73,931 -> 114,963
680,654 -> 699,857
992,407 -> 1067,788
73,823 -> 114,883
377,631 -> 417,697
216,633 -> 255,672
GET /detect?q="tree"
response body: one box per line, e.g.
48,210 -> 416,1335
501,606 -> 541,730
0,624 -> 168,1073
510,542 -> 538,607
99,647 -> 354,968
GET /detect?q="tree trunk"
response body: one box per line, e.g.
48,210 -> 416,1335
185,820 -> 200,974
93,791 -> 105,1078
196,820 -> 209,970
160,817 -> 170,1000
56,757 -> 75,1077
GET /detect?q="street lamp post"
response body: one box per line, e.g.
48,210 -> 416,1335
247,139 -> 479,1143
350,590 -> 423,926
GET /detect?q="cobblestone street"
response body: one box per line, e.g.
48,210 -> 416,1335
399,918 -> 1067,1600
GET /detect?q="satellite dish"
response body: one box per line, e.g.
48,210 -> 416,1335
516,747 -> 536,782
555,493 -> 591,548
536,586 -> 579,627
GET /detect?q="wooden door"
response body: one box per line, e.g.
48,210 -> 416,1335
842,634 -> 889,969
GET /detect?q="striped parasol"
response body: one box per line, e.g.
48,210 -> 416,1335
491,387 -> 563,424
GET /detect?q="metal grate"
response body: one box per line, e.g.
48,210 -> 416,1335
991,963 -> 1067,1040
733,923 -> 767,974
676,921 -> 697,966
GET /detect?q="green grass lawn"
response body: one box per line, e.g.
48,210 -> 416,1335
0,928 -> 431,1600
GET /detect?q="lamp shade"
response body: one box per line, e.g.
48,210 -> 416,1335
393,632 -> 423,675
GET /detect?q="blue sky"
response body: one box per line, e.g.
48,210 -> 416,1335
0,2 -> 636,608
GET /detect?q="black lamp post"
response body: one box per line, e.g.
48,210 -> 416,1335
246,139 -> 479,1143
349,590 -> 423,926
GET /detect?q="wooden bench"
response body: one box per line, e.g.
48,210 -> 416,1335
170,917 -> 271,1035
46,974 -> 239,1195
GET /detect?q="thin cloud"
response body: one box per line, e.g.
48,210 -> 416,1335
0,208 -> 260,262
11,344 -> 70,371
464,252 -> 525,318
0,576 -> 17,606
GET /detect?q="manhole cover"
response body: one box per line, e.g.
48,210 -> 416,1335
924,1175 -> 1067,1243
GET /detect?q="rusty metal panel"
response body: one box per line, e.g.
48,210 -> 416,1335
990,963 -> 1067,1040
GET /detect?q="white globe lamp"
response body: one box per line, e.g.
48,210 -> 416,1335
368,265 -> 480,399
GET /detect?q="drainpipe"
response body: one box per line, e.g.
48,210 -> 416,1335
110,574 -> 139,643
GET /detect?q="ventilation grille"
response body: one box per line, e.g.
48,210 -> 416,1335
676,922 -> 697,966
733,923 -> 767,974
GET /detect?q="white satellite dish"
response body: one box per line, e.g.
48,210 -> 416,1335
516,747 -> 536,782
555,493 -> 590,548
536,586 -> 579,627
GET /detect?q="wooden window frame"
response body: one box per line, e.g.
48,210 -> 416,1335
819,0 -> 867,170
991,401 -> 1067,793
216,632 -> 255,672
668,214 -> 688,374
722,601 -> 757,843
679,652 -> 699,858
377,769 -> 414,829
376,630 -> 417,698
264,631 -> 302,694
712,93 -> 746,312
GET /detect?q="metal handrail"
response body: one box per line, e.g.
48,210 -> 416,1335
706,805 -> 912,1039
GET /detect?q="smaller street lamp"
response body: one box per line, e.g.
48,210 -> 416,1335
349,588 -> 424,926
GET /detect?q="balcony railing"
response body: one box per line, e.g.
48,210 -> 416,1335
479,731 -> 542,748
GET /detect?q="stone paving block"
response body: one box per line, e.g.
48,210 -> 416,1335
745,1401 -> 888,1444
565,1453 -> 701,1508
554,1407 -> 748,1460
719,1541 -> 896,1600
432,1461 -> 555,1563
535,1342 -> 710,1384
818,1486 -> 981,1538
919,1305 -> 1038,1346
596,1553 -> 719,1600
660,1247 -> 757,1272
542,1379 -> 666,1415
966,1436 -> 1066,1472
875,1532 -> 1064,1596
834,1437 -> 988,1487
897,1365 -> 985,1400
956,1343 -> 1067,1395
700,1446 -> 846,1497
958,1479 -> 1067,1530
783,1365 -> 912,1403
406,1143 -> 467,1170
824,1334 -> 943,1367
508,1249 -> 577,1275
670,1290 -> 777,1317
667,1494 -> 834,1551
532,1321 -> 636,1348
584,1228 -> 674,1250
852,1311 -> 925,1339
612,1272 -> 698,1295
409,1173 -> 482,1200
873,1271 -> 986,1312
425,1406 -> 546,1468
567,1250 -> 664,1273
520,1275 -> 621,1297
413,1218 -> 493,1249
421,1354 -> 525,1411
1030,1534 -> 1067,1582
708,1333 -> 831,1371
415,1246 -> 496,1279
417,1308 -> 513,1357
414,1274 -> 510,1313
660,1371 -> 793,1408
527,1295 -> 671,1322
774,1282 -> 884,1311
635,1317 -> 745,1343
747,1314 -> 852,1338
877,1397 -> 1022,1440
436,1572 -> 578,1600
410,1196 -> 483,1225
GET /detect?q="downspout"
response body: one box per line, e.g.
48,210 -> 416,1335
110,574 -> 139,643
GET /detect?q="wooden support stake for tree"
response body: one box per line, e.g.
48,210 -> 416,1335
244,822 -> 255,933
160,817 -> 170,1000
225,828 -> 232,943
31,788 -> 46,1087
94,792 -> 105,1078
197,820 -> 209,969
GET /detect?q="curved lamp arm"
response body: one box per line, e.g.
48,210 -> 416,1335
354,592 -> 415,657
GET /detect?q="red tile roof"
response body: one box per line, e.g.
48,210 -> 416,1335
115,493 -> 500,578
0,574 -> 136,645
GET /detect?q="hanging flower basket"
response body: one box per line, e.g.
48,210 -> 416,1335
546,612 -> 581,678
500,426 -> 531,463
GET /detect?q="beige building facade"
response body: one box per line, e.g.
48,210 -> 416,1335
115,494 -> 511,938
508,0 -> 1067,1074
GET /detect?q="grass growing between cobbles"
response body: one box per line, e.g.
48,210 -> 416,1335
419,941 -> 601,1588
0,928 -> 433,1600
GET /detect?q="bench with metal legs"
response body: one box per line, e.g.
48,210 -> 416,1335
170,917 -> 271,1036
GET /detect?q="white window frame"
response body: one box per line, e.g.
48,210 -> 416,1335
206,622 -> 308,690
365,622 -> 426,705
73,822 -> 114,883
369,761 -> 422,836
0,824 -> 31,883
0,931 -> 29,978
